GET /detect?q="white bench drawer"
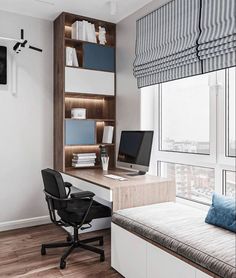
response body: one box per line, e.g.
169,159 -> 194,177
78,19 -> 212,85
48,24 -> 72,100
147,242 -> 196,278
111,223 -> 147,278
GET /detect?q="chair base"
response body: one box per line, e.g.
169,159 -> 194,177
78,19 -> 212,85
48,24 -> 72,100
41,232 -> 105,269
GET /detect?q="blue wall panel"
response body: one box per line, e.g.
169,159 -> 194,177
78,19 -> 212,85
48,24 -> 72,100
83,43 -> 115,72
65,120 -> 96,145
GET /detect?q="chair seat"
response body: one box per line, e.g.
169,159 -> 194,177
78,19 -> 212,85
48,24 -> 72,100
58,199 -> 111,224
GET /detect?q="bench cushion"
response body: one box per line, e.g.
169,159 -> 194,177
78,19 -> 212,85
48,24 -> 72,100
112,202 -> 236,278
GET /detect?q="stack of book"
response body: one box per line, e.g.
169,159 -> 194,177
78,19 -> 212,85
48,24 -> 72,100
72,153 -> 96,168
71,20 -> 97,43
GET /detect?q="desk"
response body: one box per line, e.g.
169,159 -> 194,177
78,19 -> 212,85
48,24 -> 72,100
63,168 -> 175,211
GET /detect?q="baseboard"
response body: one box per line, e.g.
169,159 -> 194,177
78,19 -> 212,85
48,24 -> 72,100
0,215 -> 50,232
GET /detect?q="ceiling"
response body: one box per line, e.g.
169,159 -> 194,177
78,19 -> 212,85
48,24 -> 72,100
0,0 -> 154,23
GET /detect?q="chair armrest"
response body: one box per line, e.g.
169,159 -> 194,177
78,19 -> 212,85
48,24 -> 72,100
64,182 -> 72,188
64,182 -> 73,197
70,191 -> 95,199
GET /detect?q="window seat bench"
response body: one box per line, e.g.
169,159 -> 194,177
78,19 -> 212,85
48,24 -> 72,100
111,202 -> 236,278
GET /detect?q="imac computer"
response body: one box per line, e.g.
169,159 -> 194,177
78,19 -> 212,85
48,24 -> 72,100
117,130 -> 154,176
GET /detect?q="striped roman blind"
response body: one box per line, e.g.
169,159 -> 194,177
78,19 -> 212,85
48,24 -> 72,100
198,0 -> 236,73
133,0 -> 236,88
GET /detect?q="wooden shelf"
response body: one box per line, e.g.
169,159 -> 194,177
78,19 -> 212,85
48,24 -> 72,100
65,37 -> 114,48
54,12 -> 116,171
65,92 -> 115,99
65,143 -> 115,147
65,65 -> 114,73
65,166 -> 101,171
65,118 -> 115,122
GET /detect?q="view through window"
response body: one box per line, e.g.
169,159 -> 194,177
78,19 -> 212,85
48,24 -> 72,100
143,67 -> 236,204
160,74 -> 210,155
158,162 -> 215,203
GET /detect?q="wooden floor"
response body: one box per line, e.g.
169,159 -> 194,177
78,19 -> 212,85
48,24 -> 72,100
0,224 -> 122,277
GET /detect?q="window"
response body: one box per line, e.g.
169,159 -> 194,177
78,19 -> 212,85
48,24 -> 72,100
158,162 -> 214,204
226,68 -> 236,157
223,170 -> 236,198
160,74 -> 210,155
141,67 -> 235,204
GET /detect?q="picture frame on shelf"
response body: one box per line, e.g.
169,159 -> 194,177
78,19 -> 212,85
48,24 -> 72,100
71,108 -> 86,119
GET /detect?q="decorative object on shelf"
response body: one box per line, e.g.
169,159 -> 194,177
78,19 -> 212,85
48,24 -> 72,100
98,26 -> 107,45
0,29 -> 42,54
99,144 -> 108,157
71,108 -> 86,119
0,46 -> 7,85
66,47 -> 79,67
72,152 -> 96,168
102,126 -> 114,144
101,155 -> 109,171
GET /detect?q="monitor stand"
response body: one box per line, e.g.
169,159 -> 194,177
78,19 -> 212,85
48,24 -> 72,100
126,171 -> 146,176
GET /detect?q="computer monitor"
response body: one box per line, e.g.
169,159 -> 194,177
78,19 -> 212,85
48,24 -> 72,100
117,130 -> 154,175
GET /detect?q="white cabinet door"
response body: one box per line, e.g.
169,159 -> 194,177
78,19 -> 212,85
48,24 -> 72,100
111,223 -> 147,278
147,243 -> 196,278
65,67 -> 115,95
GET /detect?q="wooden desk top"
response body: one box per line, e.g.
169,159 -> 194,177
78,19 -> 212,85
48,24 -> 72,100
64,168 -> 172,191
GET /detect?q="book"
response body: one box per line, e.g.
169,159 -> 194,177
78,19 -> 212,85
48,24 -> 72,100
66,47 -> 73,66
72,156 -> 96,160
81,20 -> 87,41
73,152 -> 96,157
72,163 -> 95,168
102,126 -> 114,144
66,47 -> 79,67
86,22 -> 96,43
72,159 -> 96,163
72,48 -> 79,67
71,21 -> 79,40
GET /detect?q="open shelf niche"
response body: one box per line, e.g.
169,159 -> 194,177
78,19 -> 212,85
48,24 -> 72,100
54,12 -> 116,172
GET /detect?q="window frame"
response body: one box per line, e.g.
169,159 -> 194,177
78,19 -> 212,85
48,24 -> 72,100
222,169 -> 236,197
142,68 -> 236,204
225,68 -> 236,158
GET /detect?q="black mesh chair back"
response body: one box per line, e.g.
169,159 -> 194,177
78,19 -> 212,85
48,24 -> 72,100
41,168 -> 67,211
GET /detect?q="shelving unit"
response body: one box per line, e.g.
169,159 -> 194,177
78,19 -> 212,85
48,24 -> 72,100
54,12 -> 116,172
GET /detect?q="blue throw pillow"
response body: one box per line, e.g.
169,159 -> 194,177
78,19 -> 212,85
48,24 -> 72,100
205,193 -> 236,232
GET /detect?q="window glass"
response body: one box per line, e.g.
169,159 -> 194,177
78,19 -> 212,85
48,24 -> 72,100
224,170 -> 236,198
158,162 -> 215,204
160,74 -> 210,154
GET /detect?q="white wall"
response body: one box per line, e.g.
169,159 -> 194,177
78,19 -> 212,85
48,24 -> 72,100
0,11 -> 53,230
116,0 -> 169,146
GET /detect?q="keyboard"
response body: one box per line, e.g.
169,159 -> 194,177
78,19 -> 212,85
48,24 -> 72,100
104,174 -> 127,181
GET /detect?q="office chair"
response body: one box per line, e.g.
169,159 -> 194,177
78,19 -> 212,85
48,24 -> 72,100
41,168 -> 111,269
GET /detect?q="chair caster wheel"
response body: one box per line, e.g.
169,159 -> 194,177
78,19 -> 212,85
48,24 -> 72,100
41,246 -> 46,256
100,254 -> 105,262
99,239 -> 104,246
60,260 -> 66,269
